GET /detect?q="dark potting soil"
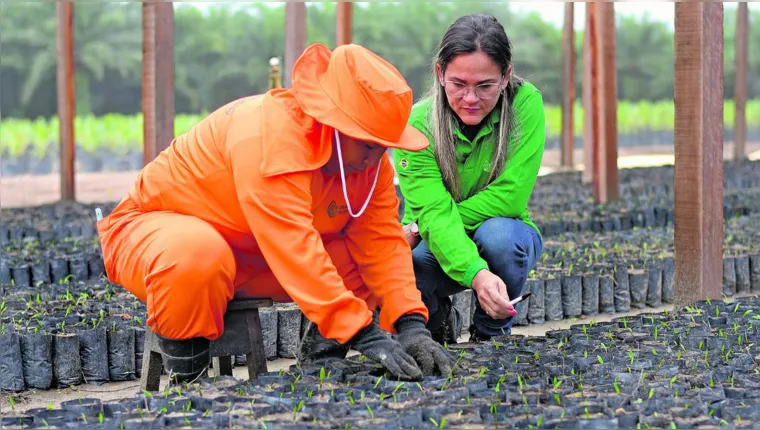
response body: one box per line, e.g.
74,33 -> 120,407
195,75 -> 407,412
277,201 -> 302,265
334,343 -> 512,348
735,255 -> 752,294
645,263 -> 663,307
543,276 -> 563,321
751,254 -> 760,292
107,327 -> 136,381
526,279 -> 545,324
512,297 -> 529,326
4,162 -> 760,396
598,275 -> 616,314
20,332 -> 54,389
8,296 -> 760,429
561,275 -> 582,318
628,270 -> 648,309
724,256 -> 737,297
0,276 -> 150,391
613,262 -> 631,312
581,273 -> 599,316
0,332 -> 25,391
53,333 -> 83,387
661,257 -> 675,304
78,326 -> 113,385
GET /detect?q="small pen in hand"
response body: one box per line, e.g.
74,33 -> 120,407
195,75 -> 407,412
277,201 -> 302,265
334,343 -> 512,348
509,292 -> 532,307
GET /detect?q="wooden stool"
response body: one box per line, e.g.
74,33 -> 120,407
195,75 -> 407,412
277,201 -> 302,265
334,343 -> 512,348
140,298 -> 273,391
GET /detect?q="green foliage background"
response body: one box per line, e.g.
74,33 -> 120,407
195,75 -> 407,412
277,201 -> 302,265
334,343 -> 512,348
1,2 -> 758,120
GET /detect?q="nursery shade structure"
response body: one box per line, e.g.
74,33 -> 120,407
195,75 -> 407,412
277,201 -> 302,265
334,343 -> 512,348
734,1 -> 749,160
283,2 -> 352,87
284,2 -> 306,88
56,1 -> 75,201
142,0 -> 175,166
582,1 -> 619,203
336,2 -> 352,46
561,2 -> 575,168
673,2 -> 724,305
56,1 -> 176,177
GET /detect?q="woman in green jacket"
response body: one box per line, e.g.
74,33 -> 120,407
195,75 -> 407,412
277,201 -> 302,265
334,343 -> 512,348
394,14 -> 545,344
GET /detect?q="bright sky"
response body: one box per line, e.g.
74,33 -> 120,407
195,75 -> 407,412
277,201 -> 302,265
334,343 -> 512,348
181,1 -> 751,30
510,1 -> 676,30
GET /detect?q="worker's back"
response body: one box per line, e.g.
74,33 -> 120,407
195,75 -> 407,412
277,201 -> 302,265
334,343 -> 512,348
127,94 -> 261,233
122,89 -> 385,252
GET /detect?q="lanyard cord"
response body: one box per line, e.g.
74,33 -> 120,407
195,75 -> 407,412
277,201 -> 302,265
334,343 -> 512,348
335,129 -> 381,218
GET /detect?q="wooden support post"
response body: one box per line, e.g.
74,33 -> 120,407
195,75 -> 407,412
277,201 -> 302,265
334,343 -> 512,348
561,2 -> 575,168
284,2 -> 307,88
336,2 -> 353,46
581,3 -> 597,184
734,2 -> 748,160
154,2 -> 174,161
142,2 -> 156,166
56,1 -> 75,201
593,2 -> 619,203
142,1 -> 175,166
673,2 -> 724,306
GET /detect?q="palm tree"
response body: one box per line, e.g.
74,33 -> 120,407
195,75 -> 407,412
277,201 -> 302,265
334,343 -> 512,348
9,2 -> 142,115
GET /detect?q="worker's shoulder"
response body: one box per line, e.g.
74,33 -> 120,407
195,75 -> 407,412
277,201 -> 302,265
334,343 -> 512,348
513,80 -> 544,107
408,97 -> 434,128
217,94 -> 266,117
214,95 -> 267,135
192,95 -> 265,139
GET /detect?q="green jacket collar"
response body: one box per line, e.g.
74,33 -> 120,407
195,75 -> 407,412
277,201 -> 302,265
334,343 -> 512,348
453,105 -> 501,143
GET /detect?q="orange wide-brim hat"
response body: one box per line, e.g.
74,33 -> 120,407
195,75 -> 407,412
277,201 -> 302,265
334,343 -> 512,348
291,43 -> 429,152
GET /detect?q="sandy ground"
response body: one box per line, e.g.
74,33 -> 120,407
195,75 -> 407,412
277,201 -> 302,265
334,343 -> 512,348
2,142 -> 760,209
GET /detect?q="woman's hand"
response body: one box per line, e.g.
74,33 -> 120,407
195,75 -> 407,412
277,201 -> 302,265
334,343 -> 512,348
471,270 -> 518,320
402,223 -> 421,249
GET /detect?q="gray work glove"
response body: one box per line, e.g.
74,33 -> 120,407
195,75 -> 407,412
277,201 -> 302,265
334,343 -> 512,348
395,313 -> 454,377
349,321 -> 424,381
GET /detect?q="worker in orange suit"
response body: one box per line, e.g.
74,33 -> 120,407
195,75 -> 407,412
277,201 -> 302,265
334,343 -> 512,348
96,43 -> 453,384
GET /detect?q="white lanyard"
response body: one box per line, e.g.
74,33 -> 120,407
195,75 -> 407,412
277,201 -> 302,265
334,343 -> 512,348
335,129 -> 381,218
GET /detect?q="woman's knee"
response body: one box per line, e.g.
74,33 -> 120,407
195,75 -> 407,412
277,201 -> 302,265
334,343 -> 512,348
473,217 -> 540,261
411,240 -> 464,309
473,218 -> 542,294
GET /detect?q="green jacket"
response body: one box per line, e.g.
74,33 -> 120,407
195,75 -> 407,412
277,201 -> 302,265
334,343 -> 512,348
393,81 -> 545,288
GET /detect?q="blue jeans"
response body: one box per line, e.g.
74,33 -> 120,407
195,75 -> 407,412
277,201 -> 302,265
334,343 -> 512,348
412,217 -> 544,337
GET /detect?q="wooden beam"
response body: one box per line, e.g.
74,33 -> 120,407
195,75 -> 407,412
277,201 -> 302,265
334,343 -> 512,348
154,2 -> 175,159
561,2 -> 575,168
734,2 -> 748,160
581,3 -> 597,184
56,1 -> 75,201
673,2 -> 724,306
142,2 -> 155,166
336,2 -> 353,46
284,2 -> 307,88
142,1 -> 175,166
593,2 -> 619,203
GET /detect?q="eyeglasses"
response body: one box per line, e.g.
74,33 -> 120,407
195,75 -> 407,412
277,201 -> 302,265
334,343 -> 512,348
442,80 -> 503,100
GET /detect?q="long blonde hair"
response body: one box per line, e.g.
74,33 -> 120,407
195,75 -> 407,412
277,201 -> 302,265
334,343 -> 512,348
426,14 -> 523,202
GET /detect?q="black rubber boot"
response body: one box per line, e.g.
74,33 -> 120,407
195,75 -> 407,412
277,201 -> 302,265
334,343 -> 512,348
296,321 -> 350,367
427,297 -> 462,346
155,334 -> 210,385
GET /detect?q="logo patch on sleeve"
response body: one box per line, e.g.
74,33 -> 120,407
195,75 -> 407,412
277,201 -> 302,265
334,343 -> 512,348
398,158 -> 409,170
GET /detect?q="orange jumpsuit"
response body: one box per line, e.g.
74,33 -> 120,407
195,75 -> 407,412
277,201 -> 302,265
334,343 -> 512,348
97,89 -> 428,344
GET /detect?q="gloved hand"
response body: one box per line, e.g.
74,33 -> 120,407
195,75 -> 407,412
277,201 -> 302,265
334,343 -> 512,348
395,313 -> 454,377
349,321 -> 424,381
